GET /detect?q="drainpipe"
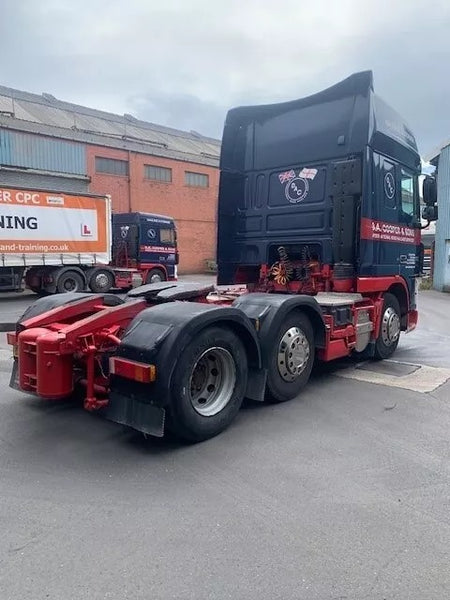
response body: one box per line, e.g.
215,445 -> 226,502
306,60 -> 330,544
128,150 -> 132,213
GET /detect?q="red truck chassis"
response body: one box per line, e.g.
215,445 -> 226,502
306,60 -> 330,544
8,274 -> 416,444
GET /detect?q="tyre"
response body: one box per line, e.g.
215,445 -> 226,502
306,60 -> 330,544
168,326 -> 248,442
88,268 -> 115,293
374,293 -> 401,360
56,271 -> 85,293
145,268 -> 166,284
265,311 -> 315,403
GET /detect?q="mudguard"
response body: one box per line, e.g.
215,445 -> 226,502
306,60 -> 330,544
232,293 -> 326,367
107,302 -> 263,435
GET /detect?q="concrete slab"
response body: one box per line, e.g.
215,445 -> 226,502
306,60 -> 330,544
335,360 -> 450,393
356,360 -> 420,377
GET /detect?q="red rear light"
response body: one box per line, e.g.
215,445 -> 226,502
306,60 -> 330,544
109,357 -> 156,383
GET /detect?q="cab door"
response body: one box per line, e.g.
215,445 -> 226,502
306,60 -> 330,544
361,152 -> 420,278
398,167 -> 422,279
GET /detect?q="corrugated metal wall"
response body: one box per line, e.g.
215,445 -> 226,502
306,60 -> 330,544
433,145 -> 450,291
0,168 -> 89,193
0,129 -> 86,175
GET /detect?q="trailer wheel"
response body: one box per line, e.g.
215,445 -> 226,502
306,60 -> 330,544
265,311 -> 315,403
56,271 -> 85,293
374,293 -> 401,360
145,268 -> 166,284
88,268 -> 115,293
168,326 -> 248,442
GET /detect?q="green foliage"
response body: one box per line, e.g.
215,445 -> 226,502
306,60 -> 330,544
419,277 -> 433,290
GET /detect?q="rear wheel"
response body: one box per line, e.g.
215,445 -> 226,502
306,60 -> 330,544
56,271 -> 85,293
145,268 -> 166,284
374,293 -> 401,360
168,326 -> 248,442
88,268 -> 115,293
265,311 -> 315,402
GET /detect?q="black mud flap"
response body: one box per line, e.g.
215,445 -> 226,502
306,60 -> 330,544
106,391 -> 165,437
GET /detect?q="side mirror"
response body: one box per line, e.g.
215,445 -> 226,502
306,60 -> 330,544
422,204 -> 438,222
422,176 -> 437,206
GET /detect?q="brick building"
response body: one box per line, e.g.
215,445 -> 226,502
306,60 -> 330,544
0,86 -> 221,273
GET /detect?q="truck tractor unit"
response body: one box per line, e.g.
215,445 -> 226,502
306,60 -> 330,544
8,71 -> 438,443
109,211 -> 178,289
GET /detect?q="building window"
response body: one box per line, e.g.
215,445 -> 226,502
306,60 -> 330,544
95,156 -> 129,176
145,165 -> 172,183
185,171 -> 209,188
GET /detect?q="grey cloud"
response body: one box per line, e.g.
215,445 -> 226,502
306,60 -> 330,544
333,6 -> 450,154
129,92 -> 227,139
1,0 -> 450,154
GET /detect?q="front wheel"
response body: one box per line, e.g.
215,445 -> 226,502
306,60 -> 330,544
145,268 -> 166,284
374,293 -> 401,360
168,326 -> 248,442
265,311 -> 315,402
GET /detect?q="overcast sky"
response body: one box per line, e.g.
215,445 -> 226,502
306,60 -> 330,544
1,0 -> 449,157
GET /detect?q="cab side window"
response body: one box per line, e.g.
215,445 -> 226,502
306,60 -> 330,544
401,170 -> 415,218
160,228 -> 175,245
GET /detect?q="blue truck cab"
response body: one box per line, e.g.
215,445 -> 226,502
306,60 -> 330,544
217,71 -> 437,325
112,212 -> 178,283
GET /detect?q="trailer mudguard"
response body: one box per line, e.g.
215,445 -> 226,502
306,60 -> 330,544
232,293 -> 326,366
107,302 -> 263,435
